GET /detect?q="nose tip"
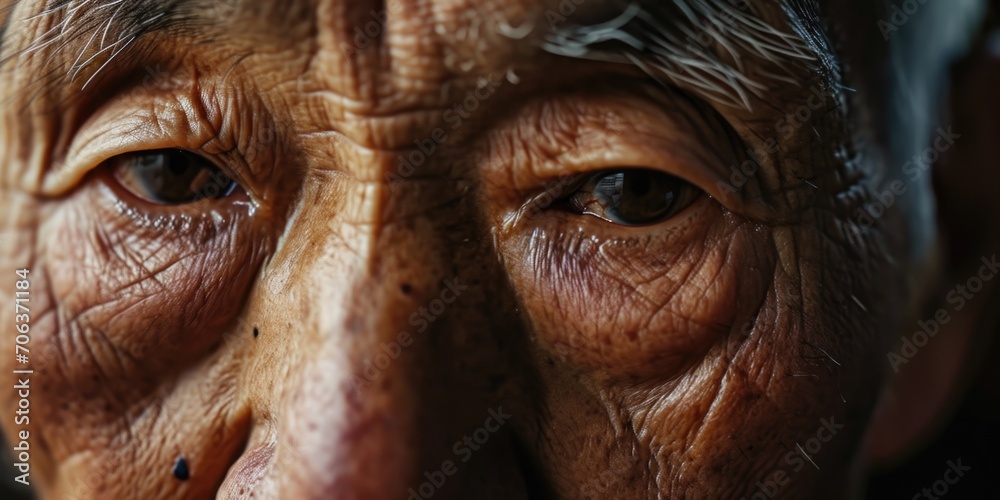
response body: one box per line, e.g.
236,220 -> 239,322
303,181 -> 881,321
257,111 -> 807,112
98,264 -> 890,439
271,280 -> 428,499
230,267 -> 534,498
276,376 -> 419,498
266,270 -> 531,499
242,175 -> 530,498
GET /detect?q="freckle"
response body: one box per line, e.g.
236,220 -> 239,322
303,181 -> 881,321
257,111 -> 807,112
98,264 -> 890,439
253,327 -> 259,339
400,283 -> 413,295
173,457 -> 190,480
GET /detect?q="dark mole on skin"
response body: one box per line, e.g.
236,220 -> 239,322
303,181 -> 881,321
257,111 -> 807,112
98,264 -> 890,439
173,457 -> 190,480
401,284 -> 413,295
253,327 -> 259,339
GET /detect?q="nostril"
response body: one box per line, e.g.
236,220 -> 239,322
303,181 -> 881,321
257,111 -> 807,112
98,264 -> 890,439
217,424 -> 262,497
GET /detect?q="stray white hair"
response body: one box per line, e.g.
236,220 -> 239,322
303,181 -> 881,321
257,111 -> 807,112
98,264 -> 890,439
537,0 -> 817,110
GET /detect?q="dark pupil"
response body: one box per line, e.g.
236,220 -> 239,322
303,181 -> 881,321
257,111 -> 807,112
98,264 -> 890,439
599,171 -> 678,225
133,150 -> 231,204
625,172 -> 651,196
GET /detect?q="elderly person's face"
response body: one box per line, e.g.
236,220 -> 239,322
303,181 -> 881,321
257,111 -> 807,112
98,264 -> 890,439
0,0 -> 995,498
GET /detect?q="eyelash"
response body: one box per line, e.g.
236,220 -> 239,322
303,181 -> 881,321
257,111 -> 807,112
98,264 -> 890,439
107,149 -> 240,205
97,153 -> 255,235
504,168 -> 704,228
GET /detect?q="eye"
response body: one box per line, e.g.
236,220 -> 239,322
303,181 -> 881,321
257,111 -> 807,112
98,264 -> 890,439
109,149 -> 237,205
564,170 -> 701,226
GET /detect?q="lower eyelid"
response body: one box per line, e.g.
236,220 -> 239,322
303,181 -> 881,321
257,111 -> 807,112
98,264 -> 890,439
96,171 -> 251,234
45,186 -> 273,378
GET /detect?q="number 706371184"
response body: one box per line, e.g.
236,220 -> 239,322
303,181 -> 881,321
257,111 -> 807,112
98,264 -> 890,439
14,269 -> 30,365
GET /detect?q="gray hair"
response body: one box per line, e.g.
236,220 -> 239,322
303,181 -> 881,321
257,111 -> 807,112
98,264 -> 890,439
539,0 -> 817,110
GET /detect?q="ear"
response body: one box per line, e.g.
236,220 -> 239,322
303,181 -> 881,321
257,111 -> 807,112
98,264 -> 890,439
862,27 -> 1000,468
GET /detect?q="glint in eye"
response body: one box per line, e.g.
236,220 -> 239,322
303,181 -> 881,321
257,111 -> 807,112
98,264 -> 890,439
109,149 -> 237,205
565,170 -> 700,226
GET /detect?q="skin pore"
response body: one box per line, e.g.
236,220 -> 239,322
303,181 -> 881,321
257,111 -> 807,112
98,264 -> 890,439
0,0 -> 993,498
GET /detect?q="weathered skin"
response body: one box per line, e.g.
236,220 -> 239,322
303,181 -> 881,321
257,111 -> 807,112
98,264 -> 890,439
0,0 -> 995,498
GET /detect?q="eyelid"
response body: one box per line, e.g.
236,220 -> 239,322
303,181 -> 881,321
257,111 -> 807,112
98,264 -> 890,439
44,91 -> 259,205
109,149 -> 241,205
532,131 -> 718,186
488,87 -> 744,203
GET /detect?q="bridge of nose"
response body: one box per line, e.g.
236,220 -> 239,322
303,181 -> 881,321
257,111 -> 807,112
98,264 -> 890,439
244,168 -> 513,498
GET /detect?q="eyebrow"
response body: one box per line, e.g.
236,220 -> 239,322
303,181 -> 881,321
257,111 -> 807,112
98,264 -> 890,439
1,0 -> 827,113
0,0 -> 195,94
540,0 -> 820,110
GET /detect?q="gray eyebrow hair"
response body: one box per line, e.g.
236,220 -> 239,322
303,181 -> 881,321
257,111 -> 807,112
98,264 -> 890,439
541,0 -> 818,110
2,0 -> 821,112
0,0 -> 190,95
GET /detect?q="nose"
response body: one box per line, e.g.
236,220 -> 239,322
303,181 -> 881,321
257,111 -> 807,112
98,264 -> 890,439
278,271 -> 428,498
237,179 -> 532,499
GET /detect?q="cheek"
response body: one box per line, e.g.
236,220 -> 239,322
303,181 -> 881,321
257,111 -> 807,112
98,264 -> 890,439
499,201 -> 774,381
40,180 -> 268,379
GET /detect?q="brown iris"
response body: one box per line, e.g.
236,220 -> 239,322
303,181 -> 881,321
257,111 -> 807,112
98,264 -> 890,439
110,149 -> 236,205
566,170 -> 699,226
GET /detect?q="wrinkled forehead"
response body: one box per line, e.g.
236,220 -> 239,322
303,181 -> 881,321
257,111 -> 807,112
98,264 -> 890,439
0,0 -> 838,106
0,0 -> 984,148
